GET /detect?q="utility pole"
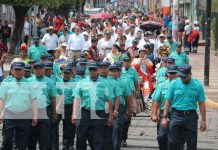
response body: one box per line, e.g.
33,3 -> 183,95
172,0 -> 179,40
204,0 -> 211,86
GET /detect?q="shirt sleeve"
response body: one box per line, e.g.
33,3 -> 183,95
73,82 -> 82,99
49,81 -> 58,98
0,83 -> 8,100
197,81 -> 206,102
41,35 -> 46,43
133,69 -> 140,82
165,81 -> 175,101
153,84 -> 162,102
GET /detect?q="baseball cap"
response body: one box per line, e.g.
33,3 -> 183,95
166,34 -> 173,39
109,64 -> 120,71
99,61 -> 110,67
24,64 -> 32,71
88,62 -> 99,69
13,62 -> 25,69
44,62 -> 53,69
167,58 -> 175,63
33,62 -> 44,68
178,64 -> 192,78
63,66 -> 72,73
122,57 -> 131,62
167,65 -> 178,73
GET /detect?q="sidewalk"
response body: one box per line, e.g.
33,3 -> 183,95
189,46 -> 218,103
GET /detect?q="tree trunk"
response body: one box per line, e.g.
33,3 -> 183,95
10,6 -> 29,54
81,0 -> 86,13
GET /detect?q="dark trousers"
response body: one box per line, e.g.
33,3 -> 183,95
103,105 -> 126,150
168,110 -> 198,150
28,106 -> 51,150
2,119 -> 31,150
157,112 -> 169,150
51,104 -> 76,150
122,116 -> 131,141
76,108 -> 108,150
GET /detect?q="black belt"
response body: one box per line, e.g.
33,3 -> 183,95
172,108 -> 196,115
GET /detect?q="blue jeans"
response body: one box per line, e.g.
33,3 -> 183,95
168,109 -> 198,150
2,118 -> 31,150
76,108 -> 108,150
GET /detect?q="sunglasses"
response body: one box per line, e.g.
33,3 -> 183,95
89,68 -> 98,72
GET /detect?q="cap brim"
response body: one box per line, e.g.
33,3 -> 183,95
44,67 -> 53,69
63,71 -> 72,73
33,65 -> 44,68
13,67 -> 24,69
178,72 -> 188,78
89,66 -> 98,69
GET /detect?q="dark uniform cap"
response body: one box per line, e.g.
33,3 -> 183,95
162,57 -> 168,63
29,60 -> 37,64
79,58 -> 87,64
114,61 -> 123,68
33,62 -> 44,68
63,66 -> 73,73
33,37 -> 40,41
122,57 -> 131,62
167,58 -> 175,63
67,62 -> 76,67
13,62 -> 25,69
108,64 -> 120,71
99,61 -> 110,67
76,66 -> 85,75
24,64 -> 31,71
80,53 -> 86,58
166,34 -> 173,39
167,65 -> 178,73
177,42 -> 182,47
88,62 -> 99,69
178,64 -> 192,78
44,62 -> 53,69
40,53 -> 47,58
46,54 -> 53,59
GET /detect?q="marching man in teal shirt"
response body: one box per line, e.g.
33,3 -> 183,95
72,61 -> 113,150
162,64 -> 207,150
0,62 -> 38,150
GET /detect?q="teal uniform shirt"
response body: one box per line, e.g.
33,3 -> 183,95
103,76 -> 121,106
122,67 -> 140,90
0,77 -> 36,113
47,74 -> 63,96
169,51 -> 189,67
28,75 -> 57,109
164,41 -> 178,53
57,77 -> 79,104
116,76 -> 131,105
155,66 -> 167,86
165,77 -> 206,111
52,63 -> 62,77
153,79 -> 172,112
28,44 -> 48,61
73,76 -> 113,110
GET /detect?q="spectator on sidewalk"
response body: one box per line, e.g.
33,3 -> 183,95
23,16 -> 30,45
0,20 -> 11,45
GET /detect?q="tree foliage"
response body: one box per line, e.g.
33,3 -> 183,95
0,0 -> 76,8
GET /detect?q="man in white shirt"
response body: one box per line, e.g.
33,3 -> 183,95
23,17 -> 30,45
82,32 -> 91,52
126,25 -> 136,48
41,26 -> 58,55
183,20 -> 192,54
67,26 -> 86,62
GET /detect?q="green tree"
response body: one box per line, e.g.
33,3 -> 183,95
0,0 -> 76,53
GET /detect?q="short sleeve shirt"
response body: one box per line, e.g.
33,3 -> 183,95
73,76 -> 113,110
28,75 -> 57,109
0,77 -> 36,113
165,77 -> 206,110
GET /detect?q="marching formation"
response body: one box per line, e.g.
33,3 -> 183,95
0,8 -> 206,150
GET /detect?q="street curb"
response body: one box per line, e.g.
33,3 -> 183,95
206,98 -> 218,110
